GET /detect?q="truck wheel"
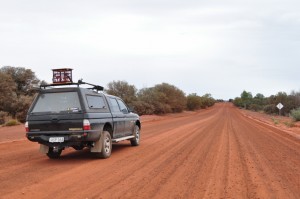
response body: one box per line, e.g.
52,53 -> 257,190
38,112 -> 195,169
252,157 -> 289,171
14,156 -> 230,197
130,125 -> 140,146
95,131 -> 112,159
47,147 -> 62,159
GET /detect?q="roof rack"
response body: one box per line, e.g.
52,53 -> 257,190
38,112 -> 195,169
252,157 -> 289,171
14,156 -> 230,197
40,68 -> 104,91
40,79 -> 104,91
78,79 -> 104,91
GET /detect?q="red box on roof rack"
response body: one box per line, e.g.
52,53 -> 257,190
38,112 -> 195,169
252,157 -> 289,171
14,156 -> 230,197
52,68 -> 73,84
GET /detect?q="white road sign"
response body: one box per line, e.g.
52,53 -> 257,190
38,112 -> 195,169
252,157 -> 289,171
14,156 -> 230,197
277,103 -> 284,110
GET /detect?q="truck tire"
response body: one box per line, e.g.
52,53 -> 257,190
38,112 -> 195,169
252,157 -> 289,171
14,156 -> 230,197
95,131 -> 112,159
130,125 -> 140,146
47,147 -> 62,159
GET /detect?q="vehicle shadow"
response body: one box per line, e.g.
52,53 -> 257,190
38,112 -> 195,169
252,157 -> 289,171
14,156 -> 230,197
53,142 -> 133,161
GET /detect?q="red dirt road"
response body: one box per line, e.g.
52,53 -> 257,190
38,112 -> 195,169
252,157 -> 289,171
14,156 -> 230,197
0,103 -> 299,199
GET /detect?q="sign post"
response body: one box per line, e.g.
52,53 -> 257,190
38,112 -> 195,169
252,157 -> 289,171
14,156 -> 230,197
276,103 -> 284,116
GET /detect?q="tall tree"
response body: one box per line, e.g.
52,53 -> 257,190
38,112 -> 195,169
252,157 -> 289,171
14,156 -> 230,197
240,90 -> 253,109
0,66 -> 40,96
0,72 -> 17,113
106,81 -> 137,105
0,66 -> 39,119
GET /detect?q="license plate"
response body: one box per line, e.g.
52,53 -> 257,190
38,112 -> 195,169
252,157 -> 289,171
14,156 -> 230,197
49,137 -> 64,143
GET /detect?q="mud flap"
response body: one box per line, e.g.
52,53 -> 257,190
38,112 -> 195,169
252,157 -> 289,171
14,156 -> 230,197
39,144 -> 49,154
91,132 -> 103,153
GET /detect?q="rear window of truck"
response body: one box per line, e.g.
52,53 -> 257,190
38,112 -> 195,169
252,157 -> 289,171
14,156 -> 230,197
32,92 -> 81,113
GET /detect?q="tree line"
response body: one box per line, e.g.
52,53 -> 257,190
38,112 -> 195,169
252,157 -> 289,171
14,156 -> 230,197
0,66 -> 216,124
106,81 -> 216,115
232,90 -> 300,121
2,66 -> 299,124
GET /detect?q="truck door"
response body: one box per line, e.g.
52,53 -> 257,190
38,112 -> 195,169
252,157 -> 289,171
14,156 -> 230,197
107,97 -> 125,138
116,99 -> 135,136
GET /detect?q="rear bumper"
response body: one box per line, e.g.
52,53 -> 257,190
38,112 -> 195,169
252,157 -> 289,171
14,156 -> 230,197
26,130 -> 101,147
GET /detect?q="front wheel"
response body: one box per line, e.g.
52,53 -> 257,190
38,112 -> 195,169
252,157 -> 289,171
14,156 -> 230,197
47,147 -> 62,159
130,125 -> 140,146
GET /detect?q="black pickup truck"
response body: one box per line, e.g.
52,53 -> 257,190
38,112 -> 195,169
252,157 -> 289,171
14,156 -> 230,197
25,82 -> 141,159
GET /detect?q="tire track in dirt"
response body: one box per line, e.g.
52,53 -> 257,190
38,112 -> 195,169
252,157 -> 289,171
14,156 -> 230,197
228,106 -> 300,198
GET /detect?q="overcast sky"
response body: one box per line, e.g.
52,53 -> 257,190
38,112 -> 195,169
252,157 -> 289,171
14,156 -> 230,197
1,0 -> 299,99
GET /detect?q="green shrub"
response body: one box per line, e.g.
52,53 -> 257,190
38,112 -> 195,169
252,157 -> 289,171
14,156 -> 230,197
187,94 -> 202,111
4,119 -> 20,126
263,104 -> 277,114
131,101 -> 155,115
249,104 -> 262,112
12,95 -> 34,123
137,83 -> 187,114
290,108 -> 300,121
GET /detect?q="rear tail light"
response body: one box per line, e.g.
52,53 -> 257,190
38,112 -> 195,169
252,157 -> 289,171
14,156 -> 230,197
25,122 -> 29,132
83,119 -> 91,130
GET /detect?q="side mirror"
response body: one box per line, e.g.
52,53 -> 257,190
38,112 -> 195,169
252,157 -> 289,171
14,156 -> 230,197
121,108 -> 129,114
128,107 -> 134,113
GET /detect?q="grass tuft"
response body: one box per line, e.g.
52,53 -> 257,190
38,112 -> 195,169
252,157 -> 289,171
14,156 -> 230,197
271,117 -> 280,125
283,121 -> 295,128
4,119 -> 20,127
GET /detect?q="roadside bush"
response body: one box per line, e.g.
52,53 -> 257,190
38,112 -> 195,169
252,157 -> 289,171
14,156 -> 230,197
137,83 -> 186,114
187,94 -> 202,111
130,101 -> 155,115
0,111 -> 8,125
233,97 -> 243,108
154,102 -> 172,114
249,104 -> 262,112
4,119 -> 20,126
263,104 -> 277,114
154,83 -> 187,113
16,111 -> 28,123
10,95 -> 34,123
290,108 -> 300,121
200,94 -> 215,108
